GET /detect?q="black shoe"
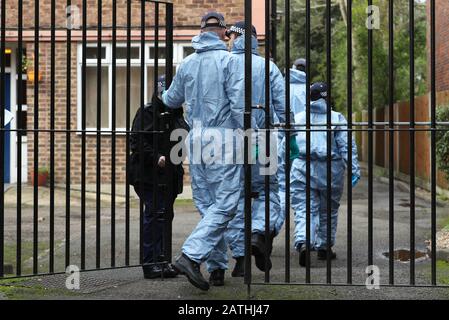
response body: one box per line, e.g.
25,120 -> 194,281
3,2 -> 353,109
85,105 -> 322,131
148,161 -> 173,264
173,253 -> 210,291
143,265 -> 164,279
143,264 -> 178,279
209,269 -> 225,286
231,257 -> 245,277
297,244 -> 306,267
251,233 -> 272,272
143,263 -> 179,279
162,264 -> 179,278
317,249 -> 337,260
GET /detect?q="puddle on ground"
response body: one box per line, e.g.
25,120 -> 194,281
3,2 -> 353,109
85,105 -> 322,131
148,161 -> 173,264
383,249 -> 427,262
398,199 -> 426,208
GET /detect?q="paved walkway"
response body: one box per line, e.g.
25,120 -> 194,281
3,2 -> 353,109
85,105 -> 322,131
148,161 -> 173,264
1,173 -> 449,300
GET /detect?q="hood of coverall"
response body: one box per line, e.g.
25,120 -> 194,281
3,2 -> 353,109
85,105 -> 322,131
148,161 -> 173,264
289,68 -> 306,84
192,31 -> 228,53
231,34 -> 260,55
310,98 -> 328,114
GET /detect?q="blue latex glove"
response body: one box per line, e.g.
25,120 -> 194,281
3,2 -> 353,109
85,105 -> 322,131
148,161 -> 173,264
289,135 -> 300,161
351,175 -> 360,188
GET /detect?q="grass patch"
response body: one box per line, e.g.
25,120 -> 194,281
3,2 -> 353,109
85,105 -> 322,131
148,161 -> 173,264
0,282 -> 79,300
438,215 -> 449,231
437,194 -> 449,204
0,276 -> 81,300
3,241 -> 50,276
0,277 -> 40,300
436,260 -> 449,285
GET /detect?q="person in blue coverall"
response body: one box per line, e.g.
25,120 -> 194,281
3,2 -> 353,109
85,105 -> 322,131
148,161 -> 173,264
276,58 -> 307,236
291,82 -> 360,267
162,12 -> 244,290
224,22 -> 298,277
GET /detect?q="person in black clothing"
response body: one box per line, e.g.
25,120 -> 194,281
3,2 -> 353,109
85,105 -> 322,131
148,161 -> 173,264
129,77 -> 189,279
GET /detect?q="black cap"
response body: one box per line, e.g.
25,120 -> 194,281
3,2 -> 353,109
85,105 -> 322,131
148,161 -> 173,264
310,82 -> 327,101
201,12 -> 226,29
293,58 -> 306,70
225,21 -> 257,38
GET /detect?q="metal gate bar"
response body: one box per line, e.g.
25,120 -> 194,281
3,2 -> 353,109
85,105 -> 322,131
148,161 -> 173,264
346,0 -> 353,285
409,0 -> 416,286
244,0 -> 253,296
49,0 -> 55,273
16,0 -> 23,277
388,0 -> 394,285
81,0 -> 87,271
111,0 -> 117,268
367,0 -> 374,272
325,0 -> 332,284
125,0 -> 131,267
32,0 -> 39,275
263,0 -> 271,284
66,0 -> 72,270
96,0 -> 103,270
139,0 -> 145,266
284,0 -> 291,284
430,0 -> 437,286
0,0 -> 4,280
0,0 -> 174,279
248,0 -> 448,291
305,0 -> 311,283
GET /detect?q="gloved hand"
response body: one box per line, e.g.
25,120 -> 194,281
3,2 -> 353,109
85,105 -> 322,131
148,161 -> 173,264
289,135 -> 300,160
253,143 -> 259,160
157,75 -> 166,98
351,175 -> 360,188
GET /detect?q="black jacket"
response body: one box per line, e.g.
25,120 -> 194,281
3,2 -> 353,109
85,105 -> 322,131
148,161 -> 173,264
128,95 -> 189,195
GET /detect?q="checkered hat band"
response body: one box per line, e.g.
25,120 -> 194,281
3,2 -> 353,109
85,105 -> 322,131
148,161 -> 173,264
201,20 -> 226,29
230,26 -> 245,35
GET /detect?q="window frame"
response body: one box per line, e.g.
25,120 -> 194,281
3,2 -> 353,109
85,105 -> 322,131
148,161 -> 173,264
77,42 -> 184,134
177,43 -> 195,62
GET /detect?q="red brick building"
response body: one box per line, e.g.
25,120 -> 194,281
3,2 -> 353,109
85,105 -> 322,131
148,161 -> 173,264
430,0 -> 449,92
1,0 -> 267,184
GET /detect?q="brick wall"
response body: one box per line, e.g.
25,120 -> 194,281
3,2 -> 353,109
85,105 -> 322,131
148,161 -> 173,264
2,0 -> 244,30
429,0 -> 449,93
175,0 -> 244,26
19,0 -> 246,184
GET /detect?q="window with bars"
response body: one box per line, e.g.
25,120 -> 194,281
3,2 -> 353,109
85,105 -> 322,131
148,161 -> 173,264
77,43 -> 193,132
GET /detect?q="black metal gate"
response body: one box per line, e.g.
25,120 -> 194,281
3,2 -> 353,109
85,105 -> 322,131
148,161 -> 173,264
242,0 -> 449,293
1,0 -> 448,294
0,0 -> 174,279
